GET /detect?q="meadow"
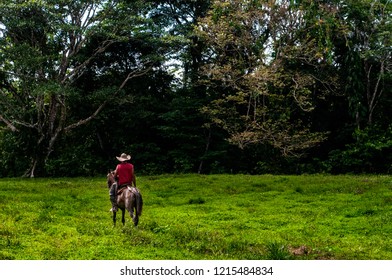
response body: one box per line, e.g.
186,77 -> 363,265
1,174 -> 392,260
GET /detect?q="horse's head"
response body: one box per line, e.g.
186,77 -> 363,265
107,170 -> 116,188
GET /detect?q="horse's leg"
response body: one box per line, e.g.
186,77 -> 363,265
132,210 -> 139,227
129,197 -> 138,226
113,211 -> 116,226
124,191 -> 133,225
121,209 -> 125,225
129,207 -> 134,220
126,202 -> 137,226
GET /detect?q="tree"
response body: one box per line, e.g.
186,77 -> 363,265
195,0 -> 341,157
321,0 -> 392,174
148,0 -> 221,173
0,0 -> 152,177
340,0 -> 392,127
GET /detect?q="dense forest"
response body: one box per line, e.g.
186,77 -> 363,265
0,0 -> 391,177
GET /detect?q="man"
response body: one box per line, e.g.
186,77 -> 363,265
109,153 -> 137,212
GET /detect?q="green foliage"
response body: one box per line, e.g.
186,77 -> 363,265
265,241 -> 292,260
196,0 -> 335,156
328,126 -> 392,173
0,0 -> 164,177
0,130 -> 34,177
339,0 -> 392,126
0,0 -> 391,176
1,174 -> 392,259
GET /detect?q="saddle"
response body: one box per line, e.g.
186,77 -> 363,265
116,185 -> 129,195
117,185 -> 138,195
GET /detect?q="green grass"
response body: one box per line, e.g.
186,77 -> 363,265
1,174 -> 392,260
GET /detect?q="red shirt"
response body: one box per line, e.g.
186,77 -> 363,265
115,162 -> 134,186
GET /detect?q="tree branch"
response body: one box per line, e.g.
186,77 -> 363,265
61,39 -> 116,85
0,115 -> 19,132
64,65 -> 152,133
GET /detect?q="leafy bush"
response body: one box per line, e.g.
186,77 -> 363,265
327,126 -> 392,173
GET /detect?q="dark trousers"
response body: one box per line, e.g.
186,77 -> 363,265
109,182 -> 118,211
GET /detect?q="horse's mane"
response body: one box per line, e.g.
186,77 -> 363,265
107,171 -> 116,188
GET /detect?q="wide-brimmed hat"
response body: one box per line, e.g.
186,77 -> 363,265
116,153 -> 131,162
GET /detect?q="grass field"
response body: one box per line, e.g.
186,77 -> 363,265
1,174 -> 392,260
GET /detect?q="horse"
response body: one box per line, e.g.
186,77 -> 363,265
107,171 -> 143,226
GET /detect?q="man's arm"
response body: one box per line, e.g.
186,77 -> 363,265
113,166 -> 119,181
132,166 -> 136,187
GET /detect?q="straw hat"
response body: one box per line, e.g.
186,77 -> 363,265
116,153 -> 131,162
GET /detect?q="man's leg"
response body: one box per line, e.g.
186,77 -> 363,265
109,183 -> 118,212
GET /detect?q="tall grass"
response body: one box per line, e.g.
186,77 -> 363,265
1,174 -> 392,260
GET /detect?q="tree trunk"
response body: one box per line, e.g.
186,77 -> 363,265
365,57 -> 385,126
23,159 -> 38,178
198,127 -> 212,174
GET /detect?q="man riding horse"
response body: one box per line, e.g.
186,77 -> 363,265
109,153 -> 137,212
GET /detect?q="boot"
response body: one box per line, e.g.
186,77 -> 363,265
110,195 -> 118,212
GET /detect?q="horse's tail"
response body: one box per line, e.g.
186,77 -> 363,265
135,189 -> 143,216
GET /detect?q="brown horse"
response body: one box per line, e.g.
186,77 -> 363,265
107,171 -> 143,226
